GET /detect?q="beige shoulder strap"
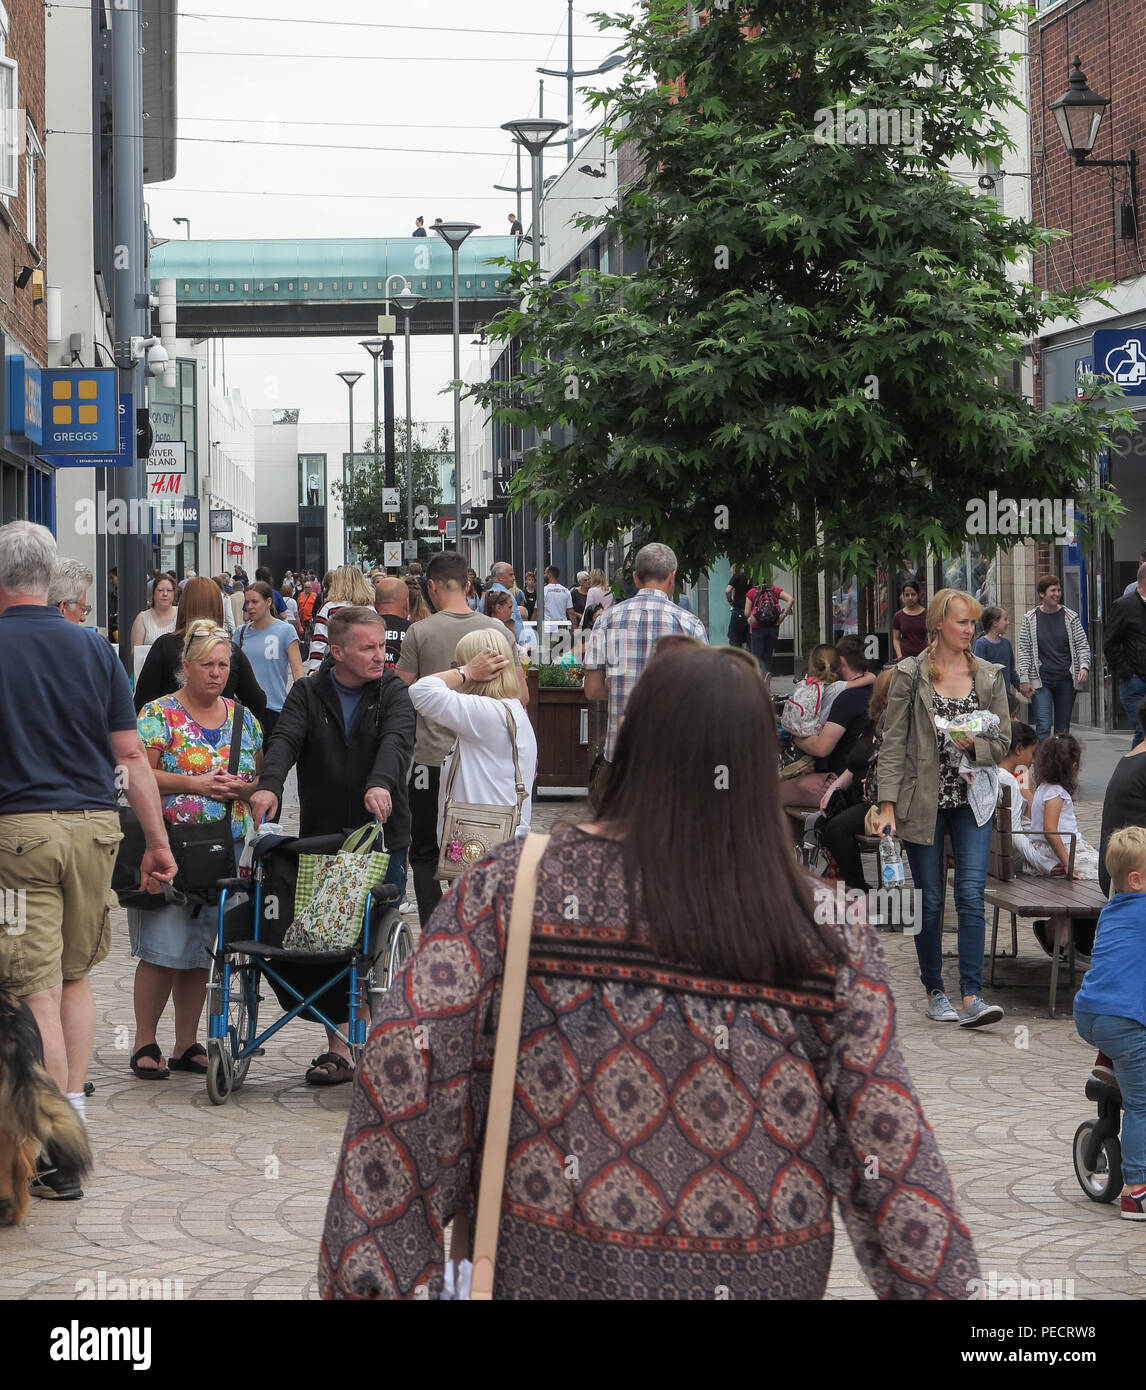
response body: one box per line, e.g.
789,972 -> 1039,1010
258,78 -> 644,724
470,831 -> 550,1301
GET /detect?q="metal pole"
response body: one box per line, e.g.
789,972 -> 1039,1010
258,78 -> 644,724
530,147 -> 545,649
452,245 -> 462,554
383,336 -> 396,557
566,0 -> 574,165
346,389 -> 354,565
515,142 -> 523,228
113,0 -> 148,671
371,350 -> 380,550
404,315 -> 414,550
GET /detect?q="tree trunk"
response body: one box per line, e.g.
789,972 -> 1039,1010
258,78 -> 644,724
797,493 -> 821,662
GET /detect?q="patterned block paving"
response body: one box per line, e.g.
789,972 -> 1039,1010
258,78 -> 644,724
0,792 -> 1136,1300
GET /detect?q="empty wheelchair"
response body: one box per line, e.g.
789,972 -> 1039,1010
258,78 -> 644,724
203,831 -> 413,1105
1072,1076 -> 1123,1203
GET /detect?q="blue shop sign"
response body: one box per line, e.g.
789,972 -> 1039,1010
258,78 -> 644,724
1092,328 -> 1146,397
40,369 -> 118,452
152,496 -> 200,536
7,354 -> 42,444
41,392 -> 133,468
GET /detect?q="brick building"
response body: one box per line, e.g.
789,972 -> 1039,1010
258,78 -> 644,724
0,0 -> 48,525
1029,0 -> 1146,731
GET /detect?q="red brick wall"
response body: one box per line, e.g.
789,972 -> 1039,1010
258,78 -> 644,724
1,0 -> 45,364
1030,1 -> 1146,404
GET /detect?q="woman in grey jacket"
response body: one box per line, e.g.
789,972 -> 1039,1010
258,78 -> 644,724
876,589 -> 1011,1028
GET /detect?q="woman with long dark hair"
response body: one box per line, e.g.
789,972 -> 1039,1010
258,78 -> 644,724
133,576 -> 267,719
321,645 -> 978,1300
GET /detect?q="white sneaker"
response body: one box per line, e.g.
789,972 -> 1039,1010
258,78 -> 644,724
959,996 -> 1004,1028
926,991 -> 958,1022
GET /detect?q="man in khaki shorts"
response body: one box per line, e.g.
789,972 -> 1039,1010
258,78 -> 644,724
0,523 -> 175,1200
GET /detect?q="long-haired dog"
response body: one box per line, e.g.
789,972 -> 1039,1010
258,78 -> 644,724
0,988 -> 91,1226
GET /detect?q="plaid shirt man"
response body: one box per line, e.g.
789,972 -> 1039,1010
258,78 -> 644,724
583,588 -> 708,759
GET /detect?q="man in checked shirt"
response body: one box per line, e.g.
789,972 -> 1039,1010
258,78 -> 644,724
583,542 -> 708,797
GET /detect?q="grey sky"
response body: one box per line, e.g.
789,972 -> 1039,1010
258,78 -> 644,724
144,0 -> 637,441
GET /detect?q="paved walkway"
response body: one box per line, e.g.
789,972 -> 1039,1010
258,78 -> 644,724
2,736 -> 1140,1300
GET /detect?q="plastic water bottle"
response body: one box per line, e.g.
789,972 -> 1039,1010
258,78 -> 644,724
879,827 -> 906,886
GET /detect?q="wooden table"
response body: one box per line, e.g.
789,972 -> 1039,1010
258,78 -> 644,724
983,877 -> 1107,1017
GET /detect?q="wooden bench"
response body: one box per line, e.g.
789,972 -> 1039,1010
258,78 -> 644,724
984,788 -> 1105,1017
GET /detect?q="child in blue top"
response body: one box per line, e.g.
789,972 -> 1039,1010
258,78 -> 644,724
973,605 -> 1018,695
1075,824 -> 1146,1220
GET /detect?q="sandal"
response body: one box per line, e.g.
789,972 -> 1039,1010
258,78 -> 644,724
305,1052 -> 354,1086
130,1043 -> 170,1080
168,1043 -> 209,1074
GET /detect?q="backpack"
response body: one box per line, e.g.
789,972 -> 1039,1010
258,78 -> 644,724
752,586 -> 781,626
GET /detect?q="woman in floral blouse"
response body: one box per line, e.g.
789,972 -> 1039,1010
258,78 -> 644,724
128,621 -> 262,1079
320,645 -> 979,1300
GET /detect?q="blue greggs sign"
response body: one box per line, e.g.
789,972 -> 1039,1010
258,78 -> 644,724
40,369 -> 118,452
7,354 -> 42,444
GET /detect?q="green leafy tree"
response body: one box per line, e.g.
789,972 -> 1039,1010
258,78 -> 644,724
332,422 -> 447,565
466,0 -> 1130,603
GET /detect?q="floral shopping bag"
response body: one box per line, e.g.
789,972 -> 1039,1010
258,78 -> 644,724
282,823 -> 390,952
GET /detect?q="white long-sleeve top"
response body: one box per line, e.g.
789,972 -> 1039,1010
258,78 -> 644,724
408,676 -> 537,840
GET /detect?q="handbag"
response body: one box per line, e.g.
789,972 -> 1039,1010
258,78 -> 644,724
166,701 -> 248,905
446,832 -> 549,1301
114,700 -> 246,909
436,706 -> 527,881
282,822 -> 390,952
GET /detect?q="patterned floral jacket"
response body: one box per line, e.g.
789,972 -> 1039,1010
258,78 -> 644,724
319,829 -> 978,1300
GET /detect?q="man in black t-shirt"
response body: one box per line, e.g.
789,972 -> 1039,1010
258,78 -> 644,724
374,576 -> 411,671
725,564 -> 750,647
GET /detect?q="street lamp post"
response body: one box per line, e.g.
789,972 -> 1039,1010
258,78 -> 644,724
361,337 -> 387,558
337,370 -> 363,565
393,289 -> 423,554
537,1 -> 624,164
501,118 -> 567,637
432,221 -> 479,555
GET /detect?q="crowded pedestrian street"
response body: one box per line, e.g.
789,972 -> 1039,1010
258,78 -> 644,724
0,734 -> 1136,1303
9,0 -> 1146,1343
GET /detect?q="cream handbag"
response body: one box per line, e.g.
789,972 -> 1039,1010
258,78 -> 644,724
436,706 -> 528,881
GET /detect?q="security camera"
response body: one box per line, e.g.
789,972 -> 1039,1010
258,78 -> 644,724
146,342 -> 169,377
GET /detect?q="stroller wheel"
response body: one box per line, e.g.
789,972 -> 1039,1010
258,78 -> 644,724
1073,1120 -> 1122,1203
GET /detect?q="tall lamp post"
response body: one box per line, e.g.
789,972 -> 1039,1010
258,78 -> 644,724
537,1 -> 624,164
360,337 -> 387,560
392,288 -> 423,553
337,370 -> 362,565
500,118 -> 567,624
433,221 -> 479,554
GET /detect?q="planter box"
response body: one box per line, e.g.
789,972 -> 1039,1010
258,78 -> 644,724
534,685 -> 590,789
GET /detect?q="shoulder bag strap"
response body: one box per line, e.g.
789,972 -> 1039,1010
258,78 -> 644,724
470,831 -> 550,1301
502,706 -> 527,817
227,701 -> 246,775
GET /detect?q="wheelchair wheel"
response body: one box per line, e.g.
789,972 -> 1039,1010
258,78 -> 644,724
382,916 -> 413,990
1073,1121 -> 1122,1203
205,1040 -> 233,1106
205,953 -> 258,1100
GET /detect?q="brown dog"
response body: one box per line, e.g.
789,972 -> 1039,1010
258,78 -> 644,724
0,989 -> 92,1226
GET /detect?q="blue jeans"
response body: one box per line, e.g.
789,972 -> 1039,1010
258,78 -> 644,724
1075,1010 -> 1146,1184
749,625 -> 778,672
904,804 -> 992,999
1120,674 -> 1146,749
1031,678 -> 1076,740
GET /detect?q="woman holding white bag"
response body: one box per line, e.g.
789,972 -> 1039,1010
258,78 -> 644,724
409,627 -> 537,868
